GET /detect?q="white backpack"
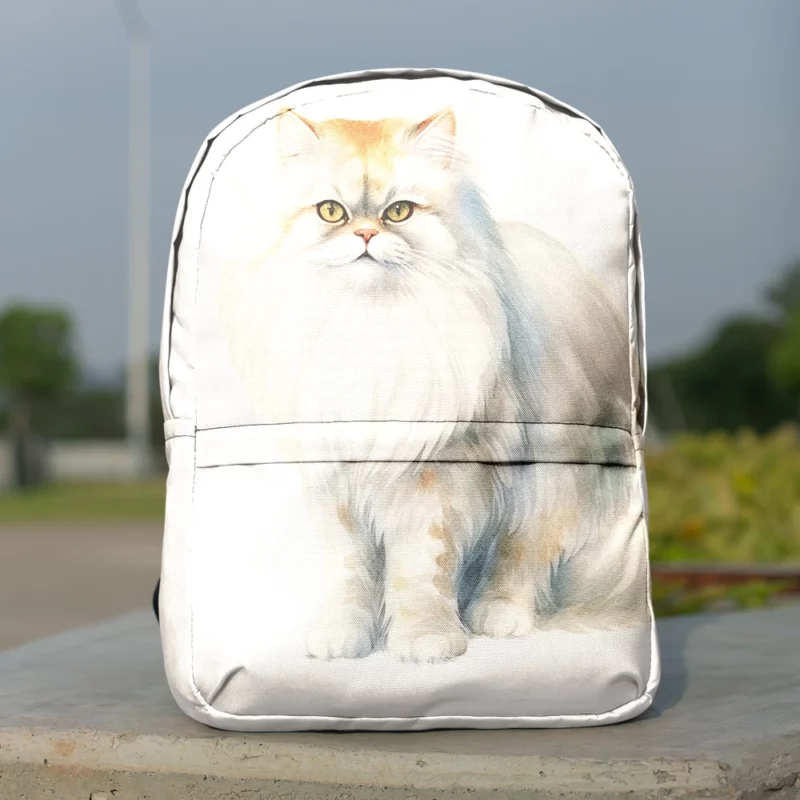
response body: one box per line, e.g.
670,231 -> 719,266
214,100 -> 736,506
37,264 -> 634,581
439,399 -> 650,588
157,68 -> 659,731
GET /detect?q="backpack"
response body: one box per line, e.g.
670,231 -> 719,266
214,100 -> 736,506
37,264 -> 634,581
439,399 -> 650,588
157,68 -> 659,732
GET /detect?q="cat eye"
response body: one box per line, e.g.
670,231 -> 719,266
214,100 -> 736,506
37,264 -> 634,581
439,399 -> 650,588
383,201 -> 414,223
317,200 -> 347,223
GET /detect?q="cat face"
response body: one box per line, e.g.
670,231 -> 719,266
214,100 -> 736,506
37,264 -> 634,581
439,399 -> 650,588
273,108 -> 463,285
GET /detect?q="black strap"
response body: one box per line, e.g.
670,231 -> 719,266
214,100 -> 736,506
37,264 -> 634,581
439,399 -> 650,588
152,578 -> 160,623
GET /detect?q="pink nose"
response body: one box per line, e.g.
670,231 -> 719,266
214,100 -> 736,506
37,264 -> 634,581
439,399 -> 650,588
354,228 -> 378,245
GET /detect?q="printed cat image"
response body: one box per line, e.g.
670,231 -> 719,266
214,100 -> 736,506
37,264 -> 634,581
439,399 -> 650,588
219,106 -> 648,663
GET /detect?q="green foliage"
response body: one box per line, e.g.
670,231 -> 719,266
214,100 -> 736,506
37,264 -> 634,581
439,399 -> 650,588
0,305 -> 76,409
646,426 -> 800,563
649,317 -> 795,433
646,427 -> 800,614
0,305 -> 79,486
38,387 -> 125,439
764,258 -> 800,319
0,354 -> 165,446
769,304 -> 800,396
648,257 -> 800,435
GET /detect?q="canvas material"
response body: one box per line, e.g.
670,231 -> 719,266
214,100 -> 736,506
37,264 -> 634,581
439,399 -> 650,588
158,68 -> 660,732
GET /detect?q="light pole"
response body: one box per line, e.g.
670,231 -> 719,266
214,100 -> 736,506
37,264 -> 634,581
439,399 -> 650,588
113,0 -> 151,476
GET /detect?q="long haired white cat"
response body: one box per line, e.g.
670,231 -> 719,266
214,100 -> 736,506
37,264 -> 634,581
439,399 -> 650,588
219,107 -> 648,663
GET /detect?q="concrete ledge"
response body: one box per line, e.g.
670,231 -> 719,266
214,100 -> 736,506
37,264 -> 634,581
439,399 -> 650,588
1,607 -> 798,800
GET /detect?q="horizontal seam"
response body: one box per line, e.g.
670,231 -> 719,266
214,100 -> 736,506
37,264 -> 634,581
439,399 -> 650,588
195,459 -> 635,467
196,704 -> 650,722
196,420 -> 633,433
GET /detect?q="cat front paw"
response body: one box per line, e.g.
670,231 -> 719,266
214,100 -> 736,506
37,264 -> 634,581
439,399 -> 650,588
305,607 -> 375,660
387,615 -> 468,663
468,598 -> 537,637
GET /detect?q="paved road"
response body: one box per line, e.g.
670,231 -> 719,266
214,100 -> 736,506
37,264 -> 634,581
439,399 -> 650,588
0,522 -> 162,650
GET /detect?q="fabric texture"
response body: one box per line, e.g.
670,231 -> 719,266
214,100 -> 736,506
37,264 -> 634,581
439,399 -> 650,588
157,68 -> 659,731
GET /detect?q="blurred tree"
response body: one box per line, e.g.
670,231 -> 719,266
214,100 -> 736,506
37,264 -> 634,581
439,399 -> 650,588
0,351 -> 166,446
0,305 -> 77,487
649,317 -> 794,434
769,305 -> 800,409
40,386 -> 126,440
765,258 -> 800,319
649,257 -> 800,434
765,259 -> 800,417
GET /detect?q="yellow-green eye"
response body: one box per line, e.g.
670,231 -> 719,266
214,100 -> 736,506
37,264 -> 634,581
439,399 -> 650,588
383,201 -> 414,223
317,200 -> 346,223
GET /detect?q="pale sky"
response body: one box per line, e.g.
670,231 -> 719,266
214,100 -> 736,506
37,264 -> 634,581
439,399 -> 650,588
1,0 -> 798,378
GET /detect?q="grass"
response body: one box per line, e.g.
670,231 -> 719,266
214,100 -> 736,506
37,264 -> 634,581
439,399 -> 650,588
646,424 -> 800,614
0,479 -> 166,522
646,424 -> 800,564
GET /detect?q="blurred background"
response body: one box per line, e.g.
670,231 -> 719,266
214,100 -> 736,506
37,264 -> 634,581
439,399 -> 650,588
1,0 -> 799,649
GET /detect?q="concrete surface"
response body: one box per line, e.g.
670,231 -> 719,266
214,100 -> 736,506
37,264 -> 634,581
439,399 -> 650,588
1,607 -> 799,799
0,523 -> 161,650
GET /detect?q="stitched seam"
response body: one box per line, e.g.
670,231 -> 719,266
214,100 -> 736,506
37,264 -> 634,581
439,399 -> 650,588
195,460 -> 636,467
189,407 -> 198,711
196,420 -> 633,433
161,137 -> 215,423
623,185 -> 654,709
191,692 -> 653,725
635,450 -> 658,702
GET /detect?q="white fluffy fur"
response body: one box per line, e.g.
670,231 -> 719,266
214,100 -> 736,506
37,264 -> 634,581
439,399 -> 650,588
216,109 -> 647,663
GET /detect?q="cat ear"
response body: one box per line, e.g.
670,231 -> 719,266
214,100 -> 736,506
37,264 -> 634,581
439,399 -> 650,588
407,108 -> 456,167
276,108 -> 320,161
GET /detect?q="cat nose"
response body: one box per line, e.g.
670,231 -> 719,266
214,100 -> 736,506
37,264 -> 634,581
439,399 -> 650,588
354,228 -> 378,245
